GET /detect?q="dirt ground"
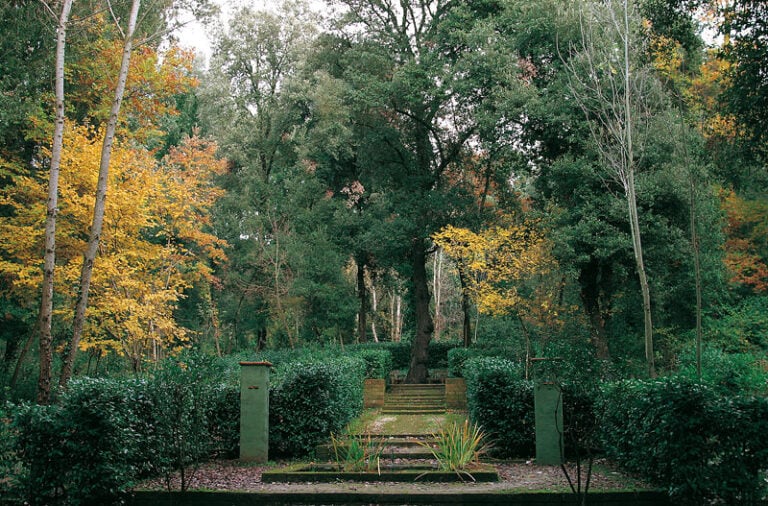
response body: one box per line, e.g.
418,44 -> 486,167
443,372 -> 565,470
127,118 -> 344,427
136,459 -> 651,494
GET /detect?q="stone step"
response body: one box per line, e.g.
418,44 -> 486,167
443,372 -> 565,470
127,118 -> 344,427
315,436 -> 440,461
383,401 -> 446,409
381,407 -> 447,415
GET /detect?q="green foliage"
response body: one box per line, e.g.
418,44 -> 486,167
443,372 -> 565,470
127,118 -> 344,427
349,341 -> 459,371
708,296 -> 768,352
447,347 -> 478,377
330,433 -> 383,472
676,344 -> 767,395
463,357 -> 533,457
601,377 -> 768,504
0,404 -> 26,505
269,355 -> 365,457
11,378 -> 146,506
145,360 -> 220,491
355,348 -> 393,379
424,420 -> 488,476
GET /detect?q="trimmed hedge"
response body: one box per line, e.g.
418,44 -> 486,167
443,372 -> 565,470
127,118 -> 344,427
355,349 -> 393,379
601,377 -> 768,504
269,355 -> 365,457
349,341 -> 460,370
464,357 -> 534,457
11,378 -> 149,506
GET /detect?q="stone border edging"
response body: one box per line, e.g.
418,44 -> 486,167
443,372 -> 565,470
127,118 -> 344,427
128,489 -> 670,505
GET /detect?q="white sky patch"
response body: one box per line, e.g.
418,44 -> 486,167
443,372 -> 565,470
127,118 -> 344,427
174,0 -> 327,67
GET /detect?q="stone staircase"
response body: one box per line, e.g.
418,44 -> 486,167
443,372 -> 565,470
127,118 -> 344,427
382,383 -> 446,415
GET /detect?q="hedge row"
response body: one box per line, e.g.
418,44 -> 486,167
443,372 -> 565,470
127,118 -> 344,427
463,356 -> 768,504
2,353 -> 365,505
601,378 -> 768,504
464,357 -> 534,457
349,340 -> 460,370
270,356 -> 365,456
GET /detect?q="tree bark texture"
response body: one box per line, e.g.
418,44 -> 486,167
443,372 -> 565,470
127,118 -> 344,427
37,0 -> 73,404
405,240 -> 434,384
60,0 -> 141,389
356,258 -> 368,343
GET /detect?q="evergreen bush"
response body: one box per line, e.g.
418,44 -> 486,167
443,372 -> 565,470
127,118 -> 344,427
269,355 -> 365,457
464,356 -> 534,457
0,403 -> 25,505
447,347 -> 477,377
12,378 -> 145,505
601,377 -> 768,504
356,348 -> 393,379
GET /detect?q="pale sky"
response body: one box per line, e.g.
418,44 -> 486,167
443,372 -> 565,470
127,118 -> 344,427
175,0 -> 328,65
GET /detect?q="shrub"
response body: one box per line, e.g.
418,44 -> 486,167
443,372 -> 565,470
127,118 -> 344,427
356,348 -> 393,379
447,347 -> 477,378
601,377 -> 768,504
146,360 -> 223,492
464,357 -> 533,457
11,379 -> 148,506
676,345 -> 768,394
269,356 -> 365,457
1,404 -> 27,506
13,403 -> 67,505
58,379 -> 146,504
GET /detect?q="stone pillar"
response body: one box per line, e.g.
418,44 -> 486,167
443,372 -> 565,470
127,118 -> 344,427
534,382 -> 563,465
239,361 -> 272,463
363,378 -> 386,408
445,378 -> 467,410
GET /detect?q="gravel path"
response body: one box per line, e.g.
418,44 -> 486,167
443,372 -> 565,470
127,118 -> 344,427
136,459 -> 651,494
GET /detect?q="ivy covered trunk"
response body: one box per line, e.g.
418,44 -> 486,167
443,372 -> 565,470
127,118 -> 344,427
406,240 -> 434,384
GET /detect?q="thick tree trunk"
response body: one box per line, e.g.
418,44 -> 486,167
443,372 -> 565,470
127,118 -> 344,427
37,0 -> 73,404
405,240 -> 434,384
60,0 -> 141,389
356,258 -> 368,343
579,260 -> 611,360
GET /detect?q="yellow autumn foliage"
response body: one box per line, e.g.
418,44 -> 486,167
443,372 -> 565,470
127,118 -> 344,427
433,219 -> 560,326
0,124 -> 227,363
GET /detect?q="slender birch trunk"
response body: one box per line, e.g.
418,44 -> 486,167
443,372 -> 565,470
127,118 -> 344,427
59,0 -> 141,388
37,0 -> 74,404
567,0 -> 656,377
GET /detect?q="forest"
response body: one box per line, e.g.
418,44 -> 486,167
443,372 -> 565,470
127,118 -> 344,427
1,0 -> 767,401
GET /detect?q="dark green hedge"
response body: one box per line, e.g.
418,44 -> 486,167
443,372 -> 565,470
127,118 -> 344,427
601,377 -> 768,504
464,357 -> 534,457
11,378 -> 150,506
269,356 -> 365,457
355,349 -> 393,379
349,341 -> 460,370
3,351 -> 365,505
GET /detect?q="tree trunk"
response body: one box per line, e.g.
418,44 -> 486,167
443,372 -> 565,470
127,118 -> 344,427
405,240 -> 434,384
618,0 -> 654,378
579,260 -> 611,360
458,268 -> 472,347
356,257 -> 368,343
433,249 -> 443,339
627,177 -> 655,377
59,0 -> 141,389
37,0 -> 73,404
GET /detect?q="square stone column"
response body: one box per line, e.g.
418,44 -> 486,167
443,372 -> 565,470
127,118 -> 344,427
239,361 -> 272,463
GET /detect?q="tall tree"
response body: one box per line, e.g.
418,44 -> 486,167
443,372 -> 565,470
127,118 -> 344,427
37,0 -> 74,404
312,0 -> 528,382
565,0 -> 661,376
60,0 -> 142,390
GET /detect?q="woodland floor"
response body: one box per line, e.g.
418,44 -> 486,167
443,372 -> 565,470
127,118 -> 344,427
136,458 -> 652,494
136,409 -> 652,495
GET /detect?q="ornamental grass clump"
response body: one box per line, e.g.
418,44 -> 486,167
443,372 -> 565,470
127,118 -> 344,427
330,433 -> 384,473
424,420 -> 488,480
